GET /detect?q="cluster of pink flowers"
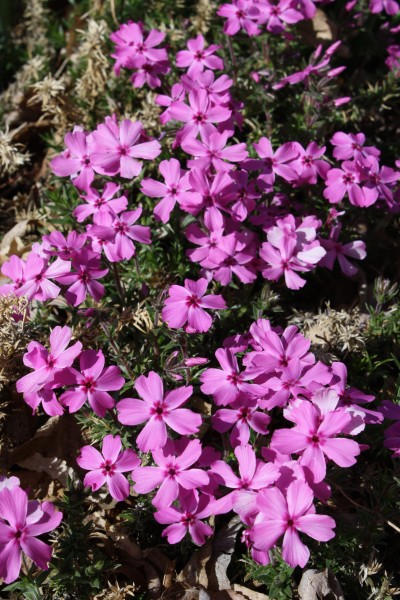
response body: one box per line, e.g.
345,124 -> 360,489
16,326 -> 125,417
110,21 -> 170,88
68,317 -> 383,567
0,476 -> 62,583
217,0 -> 322,36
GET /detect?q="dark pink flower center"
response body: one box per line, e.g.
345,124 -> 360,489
236,9 -> 246,18
302,156 -> 313,166
239,478 -> 250,489
227,371 -> 243,386
308,434 -> 320,444
95,198 -> 105,208
82,377 -> 95,392
238,407 -> 251,421
47,356 -> 55,368
101,460 -> 115,476
79,269 -> 90,283
150,401 -> 166,418
194,112 -> 205,123
115,222 -> 129,234
182,512 -> 196,525
223,256 -> 237,266
169,186 -> 178,195
343,173 -> 355,185
195,51 -> 205,60
119,146 -> 128,156
186,294 -> 200,308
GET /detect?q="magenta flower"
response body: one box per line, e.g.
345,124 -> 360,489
210,444 -> 278,514
262,0 -> 304,34
0,486 -> 62,583
91,117 -> 161,179
94,208 -> 151,262
50,128 -> 95,191
140,158 -> 202,223
251,480 -> 335,568
162,278 -> 226,333
271,398 -> 360,482
200,348 -> 261,406
181,71 -> 233,104
290,142 -> 330,185
212,396 -> 271,447
110,22 -> 168,75
260,235 -> 325,290
182,130 -> 248,172
176,34 -> 224,77
155,491 -> 213,545
132,439 -> 209,508
250,137 -> 299,188
130,60 -> 170,89
16,325 -> 82,416
58,349 -> 125,416
73,183 -> 128,223
57,249 -> 108,306
330,132 -> 380,164
217,1 -> 261,36
319,224 -> 366,277
370,0 -> 399,14
206,232 -> 258,285
0,256 -> 26,295
117,371 -> 201,452
42,230 -> 87,261
16,252 -> 71,302
77,434 -> 140,501
168,90 -> 232,144
323,161 -> 366,206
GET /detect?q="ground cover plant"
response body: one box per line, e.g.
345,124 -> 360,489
0,0 -> 400,598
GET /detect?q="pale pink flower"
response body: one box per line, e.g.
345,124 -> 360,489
57,249 -> 108,306
73,183 -> 128,223
50,127 -> 95,191
218,1 -> 261,36
16,253 -> 71,302
182,130 -> 248,172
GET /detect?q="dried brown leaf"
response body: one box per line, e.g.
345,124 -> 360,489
298,569 -> 345,600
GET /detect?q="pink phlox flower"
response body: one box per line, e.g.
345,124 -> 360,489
205,231 -> 258,285
271,396 -> 360,482
324,160 -> 367,205
266,214 -> 321,251
50,127 -> 95,191
176,34 -> 224,77
140,158 -> 202,223
73,183 -> 128,223
95,208 -> 151,261
362,156 -> 400,206
200,347 -> 263,406
0,256 -> 26,296
181,71 -> 233,104
168,89 -> 232,145
86,223 -> 118,262
251,479 -> 335,568
261,0 -> 305,34
57,349 -> 124,416
117,371 -> 201,452
273,42 -> 343,89
182,129 -> 249,172
77,434 -> 140,501
15,252 -> 70,302
330,362 -> 382,432
209,444 -> 278,514
290,142 -> 330,185
212,395 -> 271,446
110,22 -> 168,75
260,234 -> 326,290
132,438 -> 209,508
330,132 -> 381,165
384,421 -> 400,457
180,168 -> 234,217
155,489 -> 214,545
241,512 -> 271,565
386,45 -> 400,77
217,1 -> 261,36
91,116 -> 161,179
271,456 -> 332,502
0,485 -> 62,583
162,277 -> 226,333
319,223 -> 366,276
185,209 -> 226,266
0,476 -> 20,492
248,137 -> 299,188
16,326 -> 82,416
130,59 -> 170,89
57,248 -> 108,306
228,170 -> 259,221
155,83 -> 185,125
42,230 -> 87,260
369,0 -> 399,14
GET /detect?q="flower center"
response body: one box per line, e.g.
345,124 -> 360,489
82,377 -> 95,392
186,294 -> 200,308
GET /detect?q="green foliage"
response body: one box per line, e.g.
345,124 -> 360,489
241,554 -> 294,600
